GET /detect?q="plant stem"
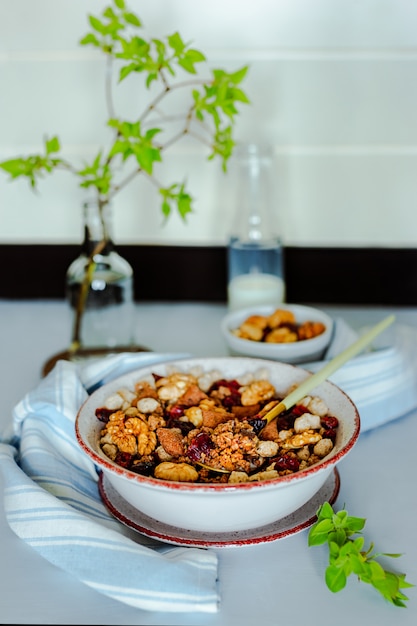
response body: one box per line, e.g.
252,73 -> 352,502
69,197 -> 108,354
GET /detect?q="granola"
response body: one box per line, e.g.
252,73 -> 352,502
96,367 -> 339,483
232,308 -> 326,344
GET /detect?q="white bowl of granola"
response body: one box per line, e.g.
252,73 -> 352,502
75,357 -> 360,533
221,304 -> 334,363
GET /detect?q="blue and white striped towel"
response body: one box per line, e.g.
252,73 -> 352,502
307,320 -> 417,431
0,352 -> 219,614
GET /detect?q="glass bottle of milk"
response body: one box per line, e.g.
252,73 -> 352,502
227,143 -> 285,311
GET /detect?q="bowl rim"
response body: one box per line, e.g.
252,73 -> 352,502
75,356 -> 360,493
221,303 -> 334,352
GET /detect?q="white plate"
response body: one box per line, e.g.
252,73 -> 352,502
99,468 -> 340,548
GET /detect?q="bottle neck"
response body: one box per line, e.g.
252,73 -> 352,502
231,143 -> 279,244
81,200 -> 114,256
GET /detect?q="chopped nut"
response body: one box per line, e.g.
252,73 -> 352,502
281,429 -> 322,449
137,397 -> 160,414
248,469 -> 279,482
228,471 -> 249,483
154,461 -> 199,482
103,392 -> 124,410
313,438 -> 334,457
240,380 -> 275,406
183,405 -> 203,427
156,427 -> 185,457
256,440 -> 279,457
293,413 -> 321,432
265,327 -> 298,343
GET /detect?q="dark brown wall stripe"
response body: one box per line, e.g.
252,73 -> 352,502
2,244 -> 417,305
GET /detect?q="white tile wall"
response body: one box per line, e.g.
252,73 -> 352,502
1,0 -> 417,246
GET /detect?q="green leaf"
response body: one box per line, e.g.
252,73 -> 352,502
45,136 -> 60,154
316,502 -> 335,521
308,518 -> 334,546
115,0 -> 125,9
308,501 -> 413,607
229,65 -> 249,84
168,32 -> 185,54
119,62 -> 138,82
325,564 -> 347,593
345,516 -> 366,533
124,11 -> 141,27
79,33 -> 100,47
89,15 -> 106,35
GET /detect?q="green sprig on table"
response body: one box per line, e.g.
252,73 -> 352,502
0,0 -> 249,219
308,502 -> 413,607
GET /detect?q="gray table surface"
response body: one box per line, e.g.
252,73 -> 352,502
1,300 -> 416,625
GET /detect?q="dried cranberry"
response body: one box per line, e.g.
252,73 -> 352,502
322,428 -> 337,441
291,404 -> 309,417
114,451 -> 133,469
222,392 -> 242,408
271,455 -> 300,472
321,416 -> 339,429
276,415 -> 294,430
95,407 -> 113,423
166,404 -> 186,419
187,432 -> 214,462
209,378 -> 240,392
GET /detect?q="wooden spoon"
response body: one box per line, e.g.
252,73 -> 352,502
258,313 -> 395,427
198,314 -> 395,474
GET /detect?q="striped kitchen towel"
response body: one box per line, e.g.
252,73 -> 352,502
306,320 -> 417,431
0,353 -> 219,614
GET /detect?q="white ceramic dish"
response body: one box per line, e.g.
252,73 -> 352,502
99,468 -> 340,547
221,304 -> 334,363
75,357 -> 360,533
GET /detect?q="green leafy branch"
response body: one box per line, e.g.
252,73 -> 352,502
308,502 -> 413,608
0,0 -> 249,222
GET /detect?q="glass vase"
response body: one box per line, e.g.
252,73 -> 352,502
66,200 -> 135,350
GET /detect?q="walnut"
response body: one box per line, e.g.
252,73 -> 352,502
104,412 -> 157,456
147,414 -> 166,431
154,461 -> 199,482
240,380 -> 275,406
267,309 -> 296,329
281,429 -> 322,449
298,321 -> 325,340
105,411 -> 137,454
235,315 -> 268,341
265,327 -> 298,343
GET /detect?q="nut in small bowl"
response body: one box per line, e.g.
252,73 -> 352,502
221,304 -> 334,364
75,356 -> 359,533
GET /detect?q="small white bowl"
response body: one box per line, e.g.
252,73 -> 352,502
221,304 -> 334,364
75,357 -> 359,533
